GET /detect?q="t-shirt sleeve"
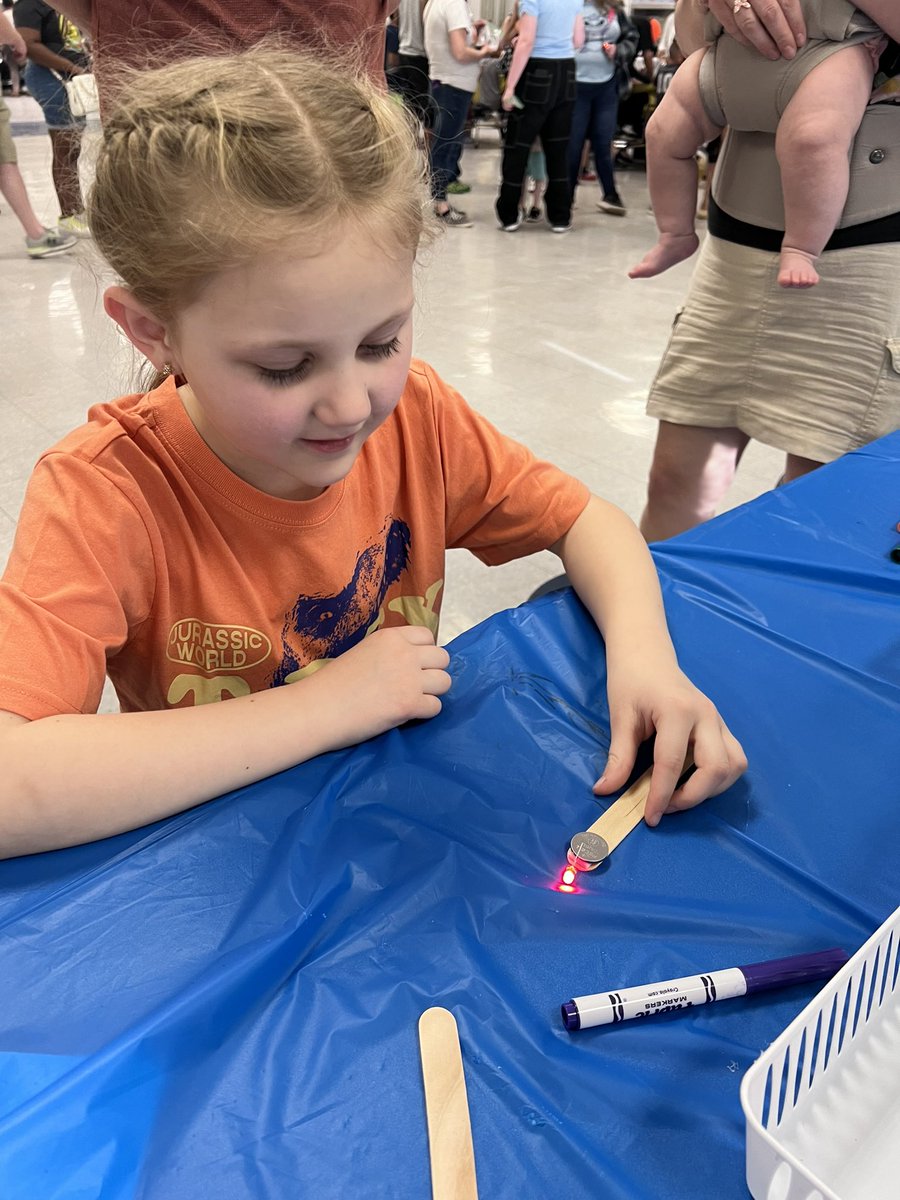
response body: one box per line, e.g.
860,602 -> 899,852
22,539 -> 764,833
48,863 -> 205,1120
0,453 -> 155,719
446,0 -> 471,34
12,0 -> 43,33
419,363 -> 591,566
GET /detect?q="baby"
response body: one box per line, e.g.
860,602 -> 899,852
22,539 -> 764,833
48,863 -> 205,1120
630,0 -> 885,288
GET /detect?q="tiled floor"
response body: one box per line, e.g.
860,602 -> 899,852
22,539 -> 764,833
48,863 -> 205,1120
0,99 -> 782,654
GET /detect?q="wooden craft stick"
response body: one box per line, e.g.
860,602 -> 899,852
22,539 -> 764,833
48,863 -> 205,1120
586,766 -> 655,853
418,1007 -> 479,1200
569,754 -> 695,871
588,751 -> 694,852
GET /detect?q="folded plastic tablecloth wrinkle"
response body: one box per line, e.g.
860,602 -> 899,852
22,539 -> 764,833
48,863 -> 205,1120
1,434 -> 898,1199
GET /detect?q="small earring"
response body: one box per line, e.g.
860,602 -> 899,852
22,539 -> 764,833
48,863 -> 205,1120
159,363 -> 172,378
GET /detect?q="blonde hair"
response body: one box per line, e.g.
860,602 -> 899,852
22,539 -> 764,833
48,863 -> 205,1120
89,41 -> 431,386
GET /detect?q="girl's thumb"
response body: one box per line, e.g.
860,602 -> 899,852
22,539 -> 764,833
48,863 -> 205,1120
592,739 -> 636,794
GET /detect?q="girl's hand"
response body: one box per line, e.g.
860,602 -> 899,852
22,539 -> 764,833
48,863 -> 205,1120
705,0 -> 806,60
313,626 -> 452,748
595,659 -> 747,826
501,88 -> 515,111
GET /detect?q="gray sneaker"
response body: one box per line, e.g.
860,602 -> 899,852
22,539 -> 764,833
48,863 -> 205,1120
436,206 -> 473,228
26,227 -> 78,258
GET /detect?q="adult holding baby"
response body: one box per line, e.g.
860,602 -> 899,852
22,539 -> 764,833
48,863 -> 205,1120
631,0 -> 886,287
639,0 -> 900,542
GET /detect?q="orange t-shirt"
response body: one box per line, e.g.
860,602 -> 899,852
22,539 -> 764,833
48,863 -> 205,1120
92,0 -> 390,88
0,360 -> 590,720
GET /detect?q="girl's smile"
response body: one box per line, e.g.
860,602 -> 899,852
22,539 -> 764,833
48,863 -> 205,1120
297,434 -> 358,455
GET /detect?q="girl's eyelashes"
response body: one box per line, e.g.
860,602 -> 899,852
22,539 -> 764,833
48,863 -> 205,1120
258,360 -> 311,386
256,337 -> 402,386
360,336 -> 402,360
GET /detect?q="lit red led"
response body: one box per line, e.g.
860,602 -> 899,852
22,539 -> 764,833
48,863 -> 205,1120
556,865 -> 578,893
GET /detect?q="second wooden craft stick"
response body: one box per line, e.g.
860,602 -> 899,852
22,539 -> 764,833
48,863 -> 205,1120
418,1007 -> 479,1200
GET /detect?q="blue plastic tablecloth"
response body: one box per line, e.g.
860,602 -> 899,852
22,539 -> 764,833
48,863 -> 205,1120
1,435 -> 899,1199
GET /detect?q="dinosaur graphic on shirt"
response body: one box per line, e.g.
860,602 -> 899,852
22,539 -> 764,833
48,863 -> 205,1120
271,516 -> 413,688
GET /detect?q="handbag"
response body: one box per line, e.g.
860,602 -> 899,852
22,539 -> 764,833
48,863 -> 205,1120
65,71 -> 99,118
52,68 -> 100,118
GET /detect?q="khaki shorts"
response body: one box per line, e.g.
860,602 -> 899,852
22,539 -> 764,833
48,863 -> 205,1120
646,235 -> 900,463
0,98 -> 17,166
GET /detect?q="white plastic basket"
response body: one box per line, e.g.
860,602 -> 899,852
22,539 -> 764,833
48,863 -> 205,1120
741,906 -> 900,1200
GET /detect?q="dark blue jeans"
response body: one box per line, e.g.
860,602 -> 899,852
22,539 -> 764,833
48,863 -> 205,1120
567,78 -> 619,199
429,81 -> 473,201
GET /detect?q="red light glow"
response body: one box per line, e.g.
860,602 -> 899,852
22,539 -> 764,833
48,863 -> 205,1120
555,864 -> 579,893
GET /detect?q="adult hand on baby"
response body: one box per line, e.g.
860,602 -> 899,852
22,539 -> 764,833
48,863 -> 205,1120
595,658 -> 747,827
313,625 -> 452,748
706,0 -> 806,60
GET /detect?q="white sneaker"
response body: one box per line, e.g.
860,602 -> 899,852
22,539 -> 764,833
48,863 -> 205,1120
58,212 -> 92,238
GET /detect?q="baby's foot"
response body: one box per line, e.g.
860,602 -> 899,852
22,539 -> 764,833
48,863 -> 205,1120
629,233 -> 699,279
778,247 -> 819,288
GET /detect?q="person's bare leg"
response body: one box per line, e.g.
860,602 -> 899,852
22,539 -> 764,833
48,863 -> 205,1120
782,453 -> 822,483
48,127 -> 84,218
0,162 -> 45,238
630,50 -> 722,279
775,45 -> 875,288
640,421 -> 750,541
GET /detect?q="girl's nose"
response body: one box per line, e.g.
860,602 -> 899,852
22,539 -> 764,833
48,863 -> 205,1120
313,368 -> 371,430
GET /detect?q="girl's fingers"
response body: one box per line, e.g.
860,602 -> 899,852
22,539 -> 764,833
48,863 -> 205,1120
663,724 -> 747,814
421,668 -> 452,696
592,722 -> 642,795
644,714 -> 695,826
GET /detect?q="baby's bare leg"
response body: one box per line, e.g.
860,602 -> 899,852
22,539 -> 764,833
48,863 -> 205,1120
630,50 -> 722,279
776,44 -> 876,288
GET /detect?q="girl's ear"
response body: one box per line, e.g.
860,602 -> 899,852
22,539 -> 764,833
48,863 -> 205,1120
104,286 -> 180,373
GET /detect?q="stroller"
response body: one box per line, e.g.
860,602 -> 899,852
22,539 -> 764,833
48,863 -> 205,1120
468,51 -> 507,147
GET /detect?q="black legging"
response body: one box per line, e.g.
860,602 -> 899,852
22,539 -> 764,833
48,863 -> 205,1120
495,57 -> 576,228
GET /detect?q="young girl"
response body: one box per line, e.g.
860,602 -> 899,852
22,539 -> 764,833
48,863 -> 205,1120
0,43 -> 745,858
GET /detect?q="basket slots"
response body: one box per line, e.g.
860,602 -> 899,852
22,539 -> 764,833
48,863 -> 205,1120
741,908 -> 900,1200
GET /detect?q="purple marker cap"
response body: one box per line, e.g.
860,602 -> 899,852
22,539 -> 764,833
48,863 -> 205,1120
739,947 -> 849,995
561,1001 -> 580,1031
